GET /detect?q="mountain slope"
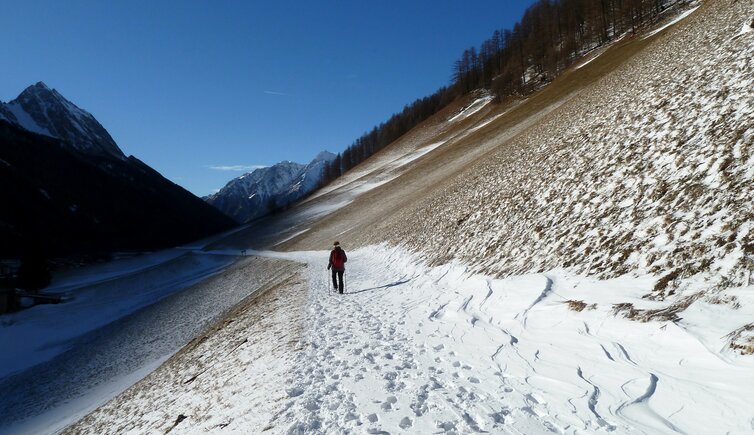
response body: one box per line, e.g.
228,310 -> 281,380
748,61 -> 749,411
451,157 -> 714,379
370,1 -> 754,299
0,82 -> 124,159
0,85 -> 236,259
206,151 -> 335,223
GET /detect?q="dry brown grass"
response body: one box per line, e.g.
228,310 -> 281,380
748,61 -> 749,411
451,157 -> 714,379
706,294 -> 741,309
727,323 -> 754,355
565,300 -> 588,312
612,303 -> 639,319
652,269 -> 682,298
613,293 -> 702,322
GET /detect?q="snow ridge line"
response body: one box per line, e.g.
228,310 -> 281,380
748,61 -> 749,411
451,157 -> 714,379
576,366 -> 615,430
516,275 -> 554,327
615,373 -> 687,434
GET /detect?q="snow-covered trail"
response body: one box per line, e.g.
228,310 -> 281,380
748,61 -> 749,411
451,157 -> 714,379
267,246 -> 754,434
273,250 -> 540,433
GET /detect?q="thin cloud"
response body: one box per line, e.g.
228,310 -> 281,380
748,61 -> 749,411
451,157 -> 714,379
263,90 -> 292,96
208,164 -> 267,172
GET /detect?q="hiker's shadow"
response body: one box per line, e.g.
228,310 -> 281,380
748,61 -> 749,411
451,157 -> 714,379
348,279 -> 412,295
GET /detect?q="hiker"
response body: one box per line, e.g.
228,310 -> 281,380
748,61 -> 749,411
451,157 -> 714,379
327,241 -> 347,293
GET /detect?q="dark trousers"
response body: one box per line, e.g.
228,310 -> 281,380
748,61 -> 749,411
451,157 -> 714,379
332,269 -> 344,292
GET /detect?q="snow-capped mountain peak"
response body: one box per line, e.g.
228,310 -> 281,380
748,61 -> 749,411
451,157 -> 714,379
0,82 -> 125,159
312,150 -> 336,163
206,151 -> 336,223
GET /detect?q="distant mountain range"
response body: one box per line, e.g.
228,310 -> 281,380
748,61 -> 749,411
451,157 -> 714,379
0,82 -> 235,259
206,151 -> 335,223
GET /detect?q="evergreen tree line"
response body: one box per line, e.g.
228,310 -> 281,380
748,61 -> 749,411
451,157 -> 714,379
454,0 -> 686,95
320,0 -> 687,186
319,87 -> 458,185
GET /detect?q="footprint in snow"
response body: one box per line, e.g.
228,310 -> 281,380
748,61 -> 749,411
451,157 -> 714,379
383,371 -> 399,388
489,408 -> 511,425
437,420 -> 458,432
396,360 -> 414,370
286,387 -> 305,397
399,416 -> 413,429
429,377 -> 444,389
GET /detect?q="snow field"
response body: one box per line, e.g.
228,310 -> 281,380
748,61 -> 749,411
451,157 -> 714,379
271,245 -> 754,434
58,245 -> 754,434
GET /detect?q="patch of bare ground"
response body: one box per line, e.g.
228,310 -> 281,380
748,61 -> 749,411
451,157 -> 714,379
564,300 -> 599,312
706,293 -> 741,309
727,323 -> 754,355
614,292 -> 703,322
65,259 -> 307,435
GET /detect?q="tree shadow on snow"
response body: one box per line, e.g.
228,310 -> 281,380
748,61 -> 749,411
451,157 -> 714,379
347,279 -> 412,295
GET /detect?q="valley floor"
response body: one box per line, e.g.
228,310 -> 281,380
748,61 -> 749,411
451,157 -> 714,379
68,246 -> 754,434
0,251 -> 294,435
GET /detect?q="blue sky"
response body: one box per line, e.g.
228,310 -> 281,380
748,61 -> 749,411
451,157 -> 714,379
1,1 -> 535,196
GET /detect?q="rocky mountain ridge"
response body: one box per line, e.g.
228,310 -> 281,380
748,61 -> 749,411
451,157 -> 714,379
0,82 -> 124,159
0,83 -> 235,259
206,151 -> 335,223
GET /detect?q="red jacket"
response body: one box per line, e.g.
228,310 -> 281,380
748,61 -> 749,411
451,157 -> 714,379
329,247 -> 347,271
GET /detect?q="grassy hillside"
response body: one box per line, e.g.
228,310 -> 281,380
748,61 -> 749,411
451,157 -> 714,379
283,0 -> 754,312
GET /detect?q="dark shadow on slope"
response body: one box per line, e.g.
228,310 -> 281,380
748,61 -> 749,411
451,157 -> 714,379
347,279 -> 412,295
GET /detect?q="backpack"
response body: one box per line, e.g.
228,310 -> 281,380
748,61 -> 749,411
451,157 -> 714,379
331,249 -> 345,269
